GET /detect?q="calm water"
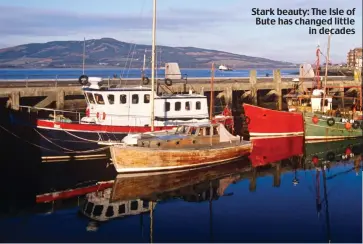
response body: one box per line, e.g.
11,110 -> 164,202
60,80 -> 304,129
0,68 -> 299,80
0,138 -> 362,243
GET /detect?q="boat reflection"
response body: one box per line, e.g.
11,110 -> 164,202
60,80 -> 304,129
1,136 -> 360,242
74,136 -> 362,243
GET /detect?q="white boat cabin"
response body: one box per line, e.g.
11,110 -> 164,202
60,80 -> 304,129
80,77 -> 209,126
310,89 -> 332,112
82,188 -> 153,223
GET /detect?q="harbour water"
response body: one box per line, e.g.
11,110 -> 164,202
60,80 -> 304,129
0,138 -> 361,243
0,68 -> 299,80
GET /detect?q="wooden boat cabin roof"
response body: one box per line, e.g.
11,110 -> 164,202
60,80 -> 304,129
136,122 -> 240,149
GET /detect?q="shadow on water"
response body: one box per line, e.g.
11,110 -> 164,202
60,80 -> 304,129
0,134 -> 361,242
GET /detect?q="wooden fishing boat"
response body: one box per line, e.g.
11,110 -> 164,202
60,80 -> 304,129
109,122 -> 252,173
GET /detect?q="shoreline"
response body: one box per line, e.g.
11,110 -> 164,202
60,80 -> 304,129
0,67 -> 299,71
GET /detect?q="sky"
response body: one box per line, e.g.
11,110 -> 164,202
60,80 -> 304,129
0,0 -> 361,63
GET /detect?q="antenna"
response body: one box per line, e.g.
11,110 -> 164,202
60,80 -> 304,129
322,27 -> 332,112
150,0 -> 156,132
82,37 -> 86,75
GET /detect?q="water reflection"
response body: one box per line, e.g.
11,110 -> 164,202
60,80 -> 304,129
0,137 -> 361,242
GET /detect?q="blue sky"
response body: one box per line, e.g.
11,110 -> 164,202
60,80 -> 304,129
0,0 -> 361,63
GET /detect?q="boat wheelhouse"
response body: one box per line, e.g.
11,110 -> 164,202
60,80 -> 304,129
80,76 -> 209,127
81,188 -> 154,223
285,89 -> 333,113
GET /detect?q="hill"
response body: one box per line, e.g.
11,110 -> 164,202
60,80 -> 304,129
0,38 -> 296,69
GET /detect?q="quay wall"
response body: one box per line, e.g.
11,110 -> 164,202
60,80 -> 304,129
0,69 -> 361,111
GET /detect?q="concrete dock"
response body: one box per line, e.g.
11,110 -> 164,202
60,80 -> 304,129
0,69 -> 361,111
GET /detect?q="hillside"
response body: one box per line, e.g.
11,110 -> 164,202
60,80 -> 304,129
0,38 -> 296,68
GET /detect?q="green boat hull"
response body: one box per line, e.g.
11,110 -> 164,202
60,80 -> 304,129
304,113 -> 363,142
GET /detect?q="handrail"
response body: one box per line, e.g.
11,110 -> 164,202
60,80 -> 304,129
18,105 -> 210,119
19,105 -> 82,114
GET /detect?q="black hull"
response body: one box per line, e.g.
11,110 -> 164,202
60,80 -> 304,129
35,129 -> 127,157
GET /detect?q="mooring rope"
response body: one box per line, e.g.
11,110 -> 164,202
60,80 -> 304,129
33,128 -> 110,154
62,129 -> 110,143
0,124 -> 110,155
0,124 -> 62,153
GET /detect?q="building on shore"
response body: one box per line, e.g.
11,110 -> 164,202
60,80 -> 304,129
347,48 -> 362,67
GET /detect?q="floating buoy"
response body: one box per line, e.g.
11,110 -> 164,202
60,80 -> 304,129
312,155 -> 319,164
312,115 -> 319,124
345,122 -> 352,130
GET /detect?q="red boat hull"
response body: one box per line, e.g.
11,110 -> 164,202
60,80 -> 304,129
243,104 -> 304,138
36,119 -> 173,133
249,136 -> 304,167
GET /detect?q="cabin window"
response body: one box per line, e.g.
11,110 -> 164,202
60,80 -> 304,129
94,94 -> 105,105
93,205 -> 104,216
213,126 -> 219,135
198,128 -> 204,136
105,206 -> 114,217
118,204 -> 125,214
107,94 -> 115,104
143,201 -> 149,209
86,93 -> 95,104
196,101 -> 201,110
188,127 -> 197,135
84,92 -> 89,103
131,201 -> 138,210
120,94 -> 127,104
205,127 -> 211,136
144,94 -> 150,103
165,102 -> 170,112
132,94 -> 139,104
175,102 -> 181,111
324,99 -> 329,106
85,202 -> 94,215
185,101 -> 191,111
176,125 -> 187,134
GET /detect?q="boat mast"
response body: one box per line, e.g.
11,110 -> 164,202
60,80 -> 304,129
209,62 -> 215,120
82,37 -> 86,74
322,29 -> 331,110
315,44 -> 321,89
142,49 -> 146,80
150,0 -> 156,131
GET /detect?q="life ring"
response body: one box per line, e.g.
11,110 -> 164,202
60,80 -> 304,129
142,76 -> 150,85
165,78 -> 172,86
326,152 -> 335,161
326,118 -> 335,126
78,75 -> 89,86
352,121 -> 360,129
243,116 -> 251,125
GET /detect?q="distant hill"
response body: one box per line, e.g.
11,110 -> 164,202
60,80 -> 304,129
0,38 -> 297,69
